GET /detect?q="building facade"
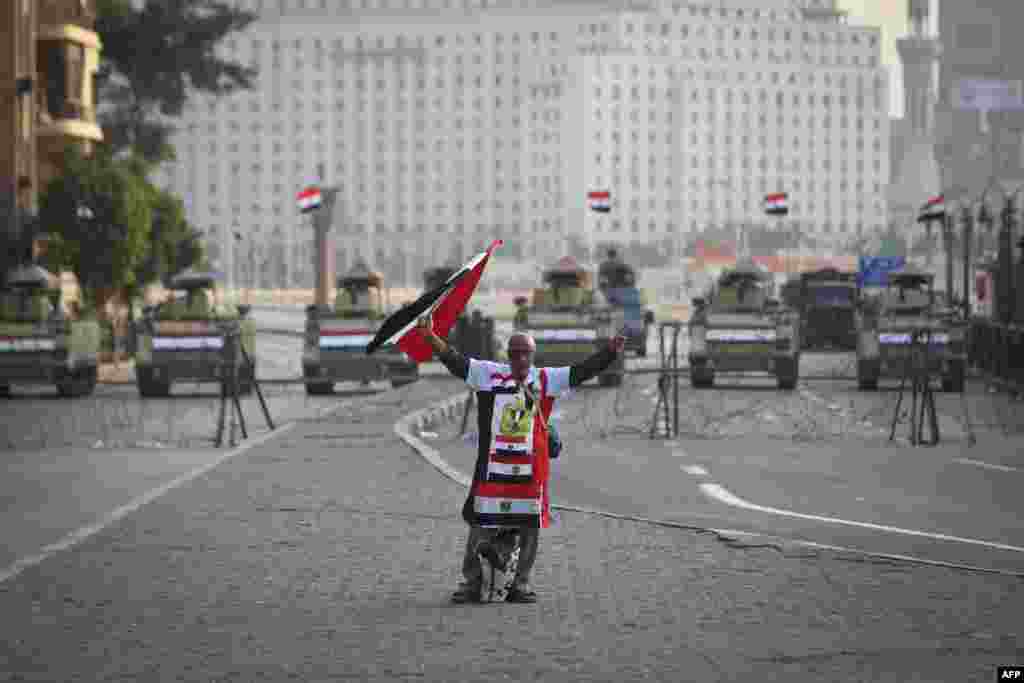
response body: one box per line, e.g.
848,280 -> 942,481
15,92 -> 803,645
155,0 -> 889,288
934,0 -> 1024,204
1,0 -> 103,275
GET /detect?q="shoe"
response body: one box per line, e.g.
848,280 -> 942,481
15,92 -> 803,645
451,584 -> 482,604
505,586 -> 537,603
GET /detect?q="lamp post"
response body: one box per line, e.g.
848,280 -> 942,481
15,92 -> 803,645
974,182 -> 1023,323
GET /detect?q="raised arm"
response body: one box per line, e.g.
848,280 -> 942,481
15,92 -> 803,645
416,315 -> 470,380
569,346 -> 620,387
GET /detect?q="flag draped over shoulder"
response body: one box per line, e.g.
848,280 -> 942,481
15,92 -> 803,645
365,239 -> 504,361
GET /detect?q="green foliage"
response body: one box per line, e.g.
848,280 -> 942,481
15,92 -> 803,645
134,185 -> 205,287
38,147 -> 152,301
95,0 -> 258,163
877,226 -> 908,259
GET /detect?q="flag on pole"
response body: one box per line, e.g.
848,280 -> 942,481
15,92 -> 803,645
365,239 -> 504,362
917,195 -> 945,223
588,190 -> 611,213
296,186 -> 323,213
764,192 -> 788,216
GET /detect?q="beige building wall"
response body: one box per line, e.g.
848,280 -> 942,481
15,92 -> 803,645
0,0 -> 102,274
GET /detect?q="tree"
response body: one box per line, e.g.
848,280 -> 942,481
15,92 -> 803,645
877,225 -> 908,259
134,182 -> 205,287
96,0 -> 258,163
38,148 -> 152,309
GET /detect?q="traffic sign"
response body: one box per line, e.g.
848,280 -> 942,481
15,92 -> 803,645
954,78 -> 1024,112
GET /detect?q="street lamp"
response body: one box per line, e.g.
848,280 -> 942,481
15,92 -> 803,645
974,182 -> 1023,323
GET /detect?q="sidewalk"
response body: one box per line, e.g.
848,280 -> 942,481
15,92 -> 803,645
1,384 -> 1020,681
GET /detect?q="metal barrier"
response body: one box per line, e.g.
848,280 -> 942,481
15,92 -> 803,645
968,318 -> 1024,395
649,321 -> 687,439
214,321 -> 275,447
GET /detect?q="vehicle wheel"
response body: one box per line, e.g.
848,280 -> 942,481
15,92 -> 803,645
305,382 -> 333,395
57,367 -> 98,398
390,376 -> 419,389
857,375 -> 878,391
776,357 -> 799,391
0,384 -> 10,398
690,372 -> 714,388
777,374 -> 797,390
137,368 -> 171,398
942,365 -> 965,393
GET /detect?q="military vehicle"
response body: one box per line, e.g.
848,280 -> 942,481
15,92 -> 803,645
855,269 -> 967,392
514,256 -> 625,387
0,264 -> 101,397
794,268 -> 858,350
597,249 -> 655,356
687,262 -> 800,389
133,269 -> 255,398
302,261 -> 418,395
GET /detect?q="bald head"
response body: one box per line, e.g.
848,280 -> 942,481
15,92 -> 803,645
507,333 -> 536,353
507,333 -> 536,380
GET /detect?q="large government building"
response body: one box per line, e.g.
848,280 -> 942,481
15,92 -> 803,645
154,0 -> 889,288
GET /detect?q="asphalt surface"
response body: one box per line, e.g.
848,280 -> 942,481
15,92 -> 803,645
2,309 -> 1022,680
1,375 -> 1021,682
430,360 -> 1024,576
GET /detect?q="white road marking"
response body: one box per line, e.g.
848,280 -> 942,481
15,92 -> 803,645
400,398 -> 1024,577
683,465 -> 709,476
700,482 -> 1024,554
954,458 -> 1024,474
0,398 -> 348,586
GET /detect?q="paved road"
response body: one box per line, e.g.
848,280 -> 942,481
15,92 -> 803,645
432,369 -> 1024,576
1,376 -> 1020,682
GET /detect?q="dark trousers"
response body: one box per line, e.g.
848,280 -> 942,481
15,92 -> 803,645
461,525 -> 540,589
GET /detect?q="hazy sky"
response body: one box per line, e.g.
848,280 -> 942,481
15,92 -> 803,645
837,0 -> 910,119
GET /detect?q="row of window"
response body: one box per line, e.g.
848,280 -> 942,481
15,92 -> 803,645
230,14 -> 875,55
618,19 -> 877,49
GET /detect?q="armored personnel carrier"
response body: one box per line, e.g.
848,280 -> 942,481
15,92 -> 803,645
302,261 -> 418,395
855,269 -> 967,392
133,269 -> 255,397
687,262 -> 800,389
796,268 -> 858,350
597,249 -> 654,357
514,255 -> 624,386
0,264 -> 100,397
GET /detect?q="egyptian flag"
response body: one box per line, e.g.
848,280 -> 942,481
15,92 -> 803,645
588,190 -> 611,213
917,195 -> 945,223
296,186 -> 322,214
365,239 -> 503,362
764,192 -> 788,216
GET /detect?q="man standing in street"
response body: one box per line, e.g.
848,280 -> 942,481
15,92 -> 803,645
414,314 -> 625,603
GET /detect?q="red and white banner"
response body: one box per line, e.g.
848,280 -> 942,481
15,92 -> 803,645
764,192 -> 788,216
588,190 -> 611,213
296,186 -> 323,213
917,195 -> 945,223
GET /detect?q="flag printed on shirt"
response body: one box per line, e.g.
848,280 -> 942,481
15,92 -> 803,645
764,192 -> 788,216
296,186 -> 323,214
364,239 -> 503,362
588,190 -> 611,213
917,195 -> 945,223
